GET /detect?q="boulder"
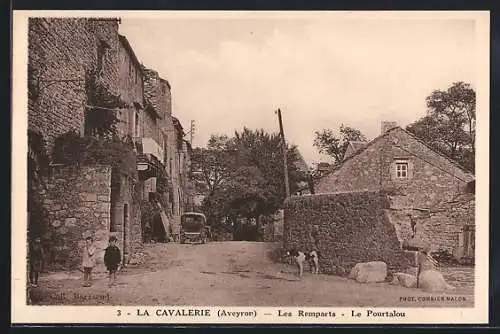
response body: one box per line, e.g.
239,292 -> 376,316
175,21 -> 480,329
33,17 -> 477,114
403,237 -> 430,251
418,269 -> 456,292
348,261 -> 387,283
332,265 -> 347,276
391,272 -> 417,288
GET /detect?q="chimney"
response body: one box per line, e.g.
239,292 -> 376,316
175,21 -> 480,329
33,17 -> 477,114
381,121 -> 398,135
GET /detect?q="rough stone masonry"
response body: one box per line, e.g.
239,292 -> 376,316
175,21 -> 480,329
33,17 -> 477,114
28,18 -> 120,155
283,190 -> 411,275
39,164 -> 112,271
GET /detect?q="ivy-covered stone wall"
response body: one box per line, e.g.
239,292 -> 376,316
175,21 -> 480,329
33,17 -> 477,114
283,191 -> 411,274
28,18 -> 121,154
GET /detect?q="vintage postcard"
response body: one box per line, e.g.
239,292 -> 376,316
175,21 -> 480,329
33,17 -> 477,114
12,10 -> 489,324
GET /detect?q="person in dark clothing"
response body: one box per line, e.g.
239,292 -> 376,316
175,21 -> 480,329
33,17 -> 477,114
29,237 -> 44,287
104,236 -> 121,287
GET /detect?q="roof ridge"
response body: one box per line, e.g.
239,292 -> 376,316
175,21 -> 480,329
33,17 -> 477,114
317,127 -> 398,179
399,127 -> 474,175
315,126 -> 473,182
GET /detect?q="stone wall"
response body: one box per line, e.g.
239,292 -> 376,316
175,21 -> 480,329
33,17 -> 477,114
160,78 -> 172,118
283,191 -> 410,274
116,35 -> 144,139
142,67 -> 171,153
28,18 -> 120,153
169,123 -> 183,225
385,209 -> 415,246
315,127 -> 474,209
143,67 -> 168,119
262,223 -> 274,242
118,35 -> 143,106
142,108 -> 160,144
274,210 -> 284,242
415,193 -> 475,256
110,173 -> 143,265
39,164 -> 112,271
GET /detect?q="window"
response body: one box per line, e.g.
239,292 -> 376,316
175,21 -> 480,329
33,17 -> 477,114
395,162 -> 408,179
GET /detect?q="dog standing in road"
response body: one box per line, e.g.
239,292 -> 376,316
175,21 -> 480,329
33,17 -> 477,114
285,249 -> 320,278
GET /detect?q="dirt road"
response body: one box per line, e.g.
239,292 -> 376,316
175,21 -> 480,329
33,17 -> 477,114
30,241 -> 474,307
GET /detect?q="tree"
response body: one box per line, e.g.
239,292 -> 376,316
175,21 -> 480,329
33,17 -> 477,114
313,124 -> 367,165
193,128 -> 307,239
232,127 -> 306,211
426,81 -> 475,149
407,82 -> 475,172
190,135 -> 235,195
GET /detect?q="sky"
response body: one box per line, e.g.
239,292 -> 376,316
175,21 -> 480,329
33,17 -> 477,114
118,13 -> 476,166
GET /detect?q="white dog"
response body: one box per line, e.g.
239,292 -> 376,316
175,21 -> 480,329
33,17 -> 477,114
285,249 -> 320,278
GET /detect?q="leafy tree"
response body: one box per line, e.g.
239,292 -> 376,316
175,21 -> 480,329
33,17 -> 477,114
231,128 -> 306,212
406,82 -> 475,172
193,127 -> 307,239
190,135 -> 235,195
313,124 -> 367,165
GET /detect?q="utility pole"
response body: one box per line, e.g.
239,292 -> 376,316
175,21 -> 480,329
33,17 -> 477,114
189,120 -> 195,145
276,108 -> 290,198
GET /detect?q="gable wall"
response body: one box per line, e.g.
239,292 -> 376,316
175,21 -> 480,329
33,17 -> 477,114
315,128 -> 474,209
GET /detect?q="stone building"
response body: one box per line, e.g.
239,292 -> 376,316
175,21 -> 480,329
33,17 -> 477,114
166,117 -> 193,238
28,17 -> 121,153
291,148 -> 311,197
139,66 -> 175,241
181,140 -> 195,211
27,18 -> 193,271
412,189 -> 475,264
116,34 -> 144,140
343,141 -> 367,160
314,121 -> 475,260
28,18 -> 131,270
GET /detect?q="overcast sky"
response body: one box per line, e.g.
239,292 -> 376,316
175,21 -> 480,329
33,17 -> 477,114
118,14 -> 476,166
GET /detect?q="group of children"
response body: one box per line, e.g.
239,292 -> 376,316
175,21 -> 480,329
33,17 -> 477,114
29,235 -> 123,288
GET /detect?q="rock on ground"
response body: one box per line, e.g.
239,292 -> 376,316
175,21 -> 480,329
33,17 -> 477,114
128,252 -> 148,265
348,261 -> 387,283
332,265 -> 347,276
391,272 -> 417,288
418,269 -> 456,292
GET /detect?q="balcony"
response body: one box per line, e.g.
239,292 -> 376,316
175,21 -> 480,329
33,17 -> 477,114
135,137 -> 167,181
141,137 -> 164,162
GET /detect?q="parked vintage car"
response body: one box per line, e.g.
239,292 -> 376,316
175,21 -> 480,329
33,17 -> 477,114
180,212 -> 210,244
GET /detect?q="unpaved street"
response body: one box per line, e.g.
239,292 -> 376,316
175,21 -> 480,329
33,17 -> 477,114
30,242 -> 474,307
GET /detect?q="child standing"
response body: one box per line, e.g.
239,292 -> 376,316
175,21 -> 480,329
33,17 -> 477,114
82,236 -> 96,287
104,236 -> 121,287
29,237 -> 44,287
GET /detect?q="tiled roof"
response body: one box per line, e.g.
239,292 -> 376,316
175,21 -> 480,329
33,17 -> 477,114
292,147 -> 310,173
349,141 -> 367,152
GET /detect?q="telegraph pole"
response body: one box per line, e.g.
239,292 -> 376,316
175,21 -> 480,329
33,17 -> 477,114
189,120 -> 195,145
276,108 -> 290,198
